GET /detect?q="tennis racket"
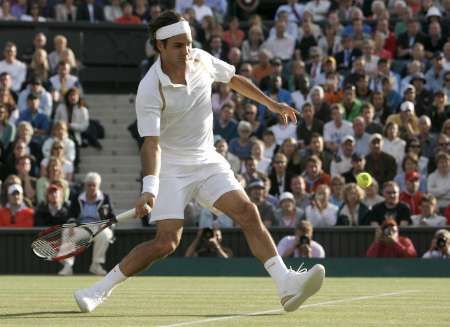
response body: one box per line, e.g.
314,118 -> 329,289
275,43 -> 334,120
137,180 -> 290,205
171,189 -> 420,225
31,208 -> 139,261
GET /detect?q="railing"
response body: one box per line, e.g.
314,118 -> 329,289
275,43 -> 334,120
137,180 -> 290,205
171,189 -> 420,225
0,227 -> 444,274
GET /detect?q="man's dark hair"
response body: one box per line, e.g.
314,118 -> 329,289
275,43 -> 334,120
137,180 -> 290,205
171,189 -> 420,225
148,10 -> 184,52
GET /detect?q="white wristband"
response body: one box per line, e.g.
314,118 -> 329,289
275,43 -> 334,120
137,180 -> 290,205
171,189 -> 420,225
142,175 -> 159,198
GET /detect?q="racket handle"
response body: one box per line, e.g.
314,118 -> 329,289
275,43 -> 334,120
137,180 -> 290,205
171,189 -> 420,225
114,205 -> 151,223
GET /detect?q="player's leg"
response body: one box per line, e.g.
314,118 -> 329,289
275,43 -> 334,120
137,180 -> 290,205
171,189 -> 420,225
74,219 -> 183,313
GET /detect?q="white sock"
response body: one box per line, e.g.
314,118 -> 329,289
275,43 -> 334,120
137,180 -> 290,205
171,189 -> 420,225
93,264 -> 127,294
264,255 -> 289,294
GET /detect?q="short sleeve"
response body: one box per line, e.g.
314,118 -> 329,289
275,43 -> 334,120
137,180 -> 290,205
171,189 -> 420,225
196,49 -> 235,83
135,78 -> 162,137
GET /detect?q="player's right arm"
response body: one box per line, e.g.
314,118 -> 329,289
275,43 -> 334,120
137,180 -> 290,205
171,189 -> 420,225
134,75 -> 163,218
136,136 -> 161,217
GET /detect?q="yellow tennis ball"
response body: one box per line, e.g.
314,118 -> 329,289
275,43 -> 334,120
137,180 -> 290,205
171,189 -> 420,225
356,172 -> 372,188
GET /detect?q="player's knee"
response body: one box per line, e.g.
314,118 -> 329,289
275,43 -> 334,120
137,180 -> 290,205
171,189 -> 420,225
153,236 -> 180,258
235,201 -> 261,230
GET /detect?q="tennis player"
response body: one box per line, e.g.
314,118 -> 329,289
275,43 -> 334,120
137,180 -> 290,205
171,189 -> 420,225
75,11 -> 325,313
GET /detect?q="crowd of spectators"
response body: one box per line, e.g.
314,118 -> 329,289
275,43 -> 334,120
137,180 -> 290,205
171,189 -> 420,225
1,0 -> 450,262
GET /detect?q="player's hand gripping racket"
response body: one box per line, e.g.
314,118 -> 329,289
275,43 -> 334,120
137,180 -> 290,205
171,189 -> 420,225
31,207 -> 142,261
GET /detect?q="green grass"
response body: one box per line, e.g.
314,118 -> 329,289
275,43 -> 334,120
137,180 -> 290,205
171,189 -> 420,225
0,276 -> 449,326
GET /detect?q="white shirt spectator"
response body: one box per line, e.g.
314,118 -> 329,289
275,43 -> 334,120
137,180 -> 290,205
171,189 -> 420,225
427,171 -> 450,209
291,91 -> 306,111
305,203 -> 338,227
323,120 -> 353,148
49,74 -> 82,94
275,2 -> 305,24
41,157 -> 74,177
193,3 -> 213,23
262,34 -> 296,61
42,137 -> 76,163
411,214 -> 447,227
269,122 -> 297,145
54,103 -> 89,143
277,235 -> 325,258
304,0 -> 330,22
354,132 -> 371,156
0,59 -> 26,92
383,137 -> 406,169
330,155 -> 352,177
256,157 -> 271,174
423,249 -> 450,259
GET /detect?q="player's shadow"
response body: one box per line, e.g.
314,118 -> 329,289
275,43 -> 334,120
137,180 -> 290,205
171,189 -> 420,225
0,311 -> 80,318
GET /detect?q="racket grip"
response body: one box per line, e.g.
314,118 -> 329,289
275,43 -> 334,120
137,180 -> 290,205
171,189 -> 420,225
115,205 -> 151,223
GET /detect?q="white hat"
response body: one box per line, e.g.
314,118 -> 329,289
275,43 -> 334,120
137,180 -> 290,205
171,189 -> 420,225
426,6 -> 441,18
279,192 -> 295,203
369,133 -> 383,143
342,135 -> 355,143
400,101 -> 415,113
8,184 -> 23,195
238,120 -> 252,131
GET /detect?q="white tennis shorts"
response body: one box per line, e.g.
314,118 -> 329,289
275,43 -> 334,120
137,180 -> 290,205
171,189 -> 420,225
150,161 -> 243,222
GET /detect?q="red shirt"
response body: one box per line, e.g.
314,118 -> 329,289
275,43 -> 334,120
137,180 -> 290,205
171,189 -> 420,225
399,191 -> 423,215
115,15 -> 141,25
366,237 -> 417,258
305,172 -> 332,193
0,207 -> 34,227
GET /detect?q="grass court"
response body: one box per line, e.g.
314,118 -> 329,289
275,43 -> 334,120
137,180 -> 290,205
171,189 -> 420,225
1,276 -> 449,326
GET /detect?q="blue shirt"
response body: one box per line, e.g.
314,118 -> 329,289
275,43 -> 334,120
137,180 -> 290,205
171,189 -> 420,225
228,137 -> 252,159
257,89 -> 293,126
81,202 -> 98,224
17,109 -> 50,133
213,118 -> 238,142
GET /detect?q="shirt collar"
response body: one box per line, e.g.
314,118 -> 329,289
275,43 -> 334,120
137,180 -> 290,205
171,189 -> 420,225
155,56 -> 192,90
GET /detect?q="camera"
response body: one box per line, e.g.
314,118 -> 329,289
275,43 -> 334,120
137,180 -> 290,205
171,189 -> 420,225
436,236 -> 447,249
201,228 -> 214,241
299,235 -> 310,246
383,226 -> 395,237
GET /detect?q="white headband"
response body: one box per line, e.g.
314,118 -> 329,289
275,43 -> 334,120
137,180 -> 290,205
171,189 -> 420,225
156,21 -> 191,40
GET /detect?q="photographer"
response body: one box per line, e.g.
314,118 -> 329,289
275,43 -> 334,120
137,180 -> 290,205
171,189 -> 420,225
185,228 -> 233,258
366,218 -> 417,258
423,229 -> 450,259
277,221 -> 325,258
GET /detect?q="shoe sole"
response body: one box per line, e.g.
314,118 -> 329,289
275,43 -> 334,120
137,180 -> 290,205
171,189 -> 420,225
283,264 -> 326,312
74,290 -> 92,313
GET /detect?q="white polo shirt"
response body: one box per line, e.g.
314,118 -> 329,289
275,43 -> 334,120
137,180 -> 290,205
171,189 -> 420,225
136,48 -> 235,168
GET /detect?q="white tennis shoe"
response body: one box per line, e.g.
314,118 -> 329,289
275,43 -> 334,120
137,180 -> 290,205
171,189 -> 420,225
280,264 -> 325,312
74,287 -> 111,313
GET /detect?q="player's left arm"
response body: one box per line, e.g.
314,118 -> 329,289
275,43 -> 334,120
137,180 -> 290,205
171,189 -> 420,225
228,74 -> 298,125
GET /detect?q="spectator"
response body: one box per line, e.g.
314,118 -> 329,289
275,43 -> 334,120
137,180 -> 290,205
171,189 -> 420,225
223,16 -> 244,48
302,154 -> 331,194
342,153 -> 365,184
198,207 -> 233,229
0,42 -> 26,93
206,34 -> 228,61
241,157 -> 266,185
423,229 -> 450,259
26,49 -> 50,87
274,192 -> 304,228
362,179 -> 384,210
262,19 -> 295,61
330,135 -> 354,177
304,0 -> 330,23
366,181 -> 412,226
425,52 -> 445,93
277,220 -> 325,259
361,103 -> 383,136
20,2 -> 46,22
247,179 -> 276,227
77,0 -> 105,22
4,139 -> 30,177
412,193 -> 446,227
0,104 -> 15,149
17,78 -> 52,117
55,0 -> 78,22
48,35 -> 72,73
17,93 -> 50,144
335,34 -> 362,73
0,0 -> 16,20
278,137 -> 301,175
366,218 -> 417,258
36,157 -> 70,204
364,133 -> 397,187
54,87 -> 89,146
68,172 -> 115,275
115,2 -> 141,24
250,140 -> 270,175
329,175 -> 344,207
410,74 -> 433,118
395,152 -> 427,192
416,116 -> 435,161
213,102 -> 238,142
386,101 -> 419,140
11,0 -> 27,19
397,19 -> 426,60
228,120 -> 253,160
49,62 -> 82,99
382,122 -> 406,170
42,121 -> 76,164
290,175 -> 310,210
243,103 -> 263,138
296,102 -> 323,148
261,130 -> 277,160
133,0 -> 150,23
14,155 -> 37,203
427,152 -> 450,211
352,116 -> 371,156
0,184 -> 34,227
214,137 -> 240,174
323,103 -> 353,154
429,90 -> 450,134
241,25 -> 264,64
185,227 -> 232,258
296,19 -> 318,62
399,171 -> 424,215
268,153 -> 293,197
211,83 -> 233,114
103,0 -> 122,22
337,183 -> 369,226
299,133 -> 332,174
305,184 -> 337,227
34,183 -> 71,226
40,140 -> 73,181
252,49 -> 273,85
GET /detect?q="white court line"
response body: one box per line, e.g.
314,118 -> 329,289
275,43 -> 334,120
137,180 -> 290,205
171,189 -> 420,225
157,290 -> 418,327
